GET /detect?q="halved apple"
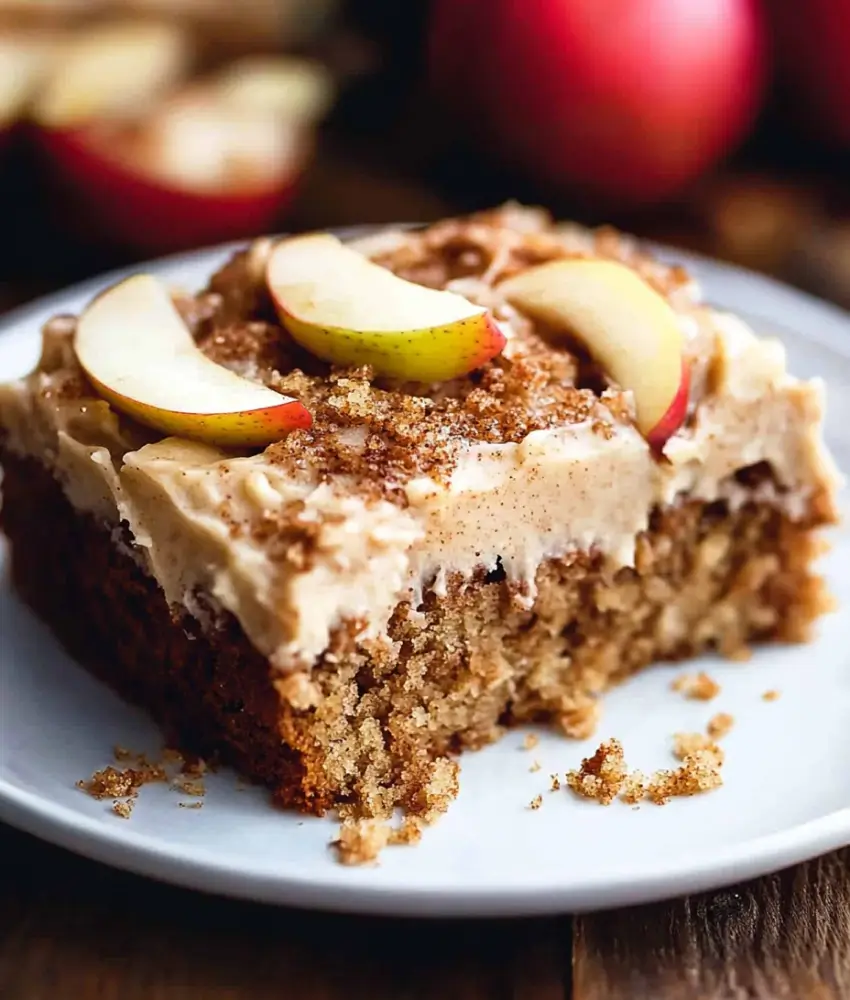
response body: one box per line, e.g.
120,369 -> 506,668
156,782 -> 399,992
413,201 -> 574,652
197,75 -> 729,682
498,259 -> 690,449
266,234 -> 507,382
75,274 -> 311,447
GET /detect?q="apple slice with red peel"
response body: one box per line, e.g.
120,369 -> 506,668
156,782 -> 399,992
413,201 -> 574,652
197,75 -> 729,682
32,21 -> 190,128
499,259 -> 690,449
266,234 -> 507,382
75,274 -> 311,447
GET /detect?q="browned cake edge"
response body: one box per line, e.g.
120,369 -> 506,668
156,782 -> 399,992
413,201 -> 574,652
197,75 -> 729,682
0,447 -> 832,820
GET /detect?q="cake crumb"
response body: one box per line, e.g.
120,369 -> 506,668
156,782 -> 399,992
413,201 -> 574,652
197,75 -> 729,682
112,799 -> 134,819
671,671 -> 720,701
529,794 -> 543,810
707,712 -> 734,739
333,820 -> 391,865
77,763 -> 166,800
178,801 -> 204,810
529,760 -> 541,773
550,774 -> 561,791
672,732 -> 725,764
172,776 -> 205,797
388,817 -> 422,846
559,698 -> 600,740
112,746 -> 135,763
763,689 -> 781,702
646,749 -> 724,805
523,733 -> 540,750
565,738 -> 627,805
619,771 -> 646,804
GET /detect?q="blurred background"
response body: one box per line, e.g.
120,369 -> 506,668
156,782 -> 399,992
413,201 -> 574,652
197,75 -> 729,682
0,0 -> 849,309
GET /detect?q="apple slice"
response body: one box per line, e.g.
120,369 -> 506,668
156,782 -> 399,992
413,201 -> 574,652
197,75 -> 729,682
266,234 -> 507,381
212,57 -> 335,125
499,259 -> 690,449
32,20 -> 190,128
75,274 -> 311,447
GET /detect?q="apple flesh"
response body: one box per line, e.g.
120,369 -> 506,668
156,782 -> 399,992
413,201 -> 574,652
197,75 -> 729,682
266,234 -> 507,382
498,259 -> 689,448
433,0 -> 766,206
75,274 -> 311,447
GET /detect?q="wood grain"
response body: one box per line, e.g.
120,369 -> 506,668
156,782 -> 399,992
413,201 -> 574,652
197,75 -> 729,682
574,849 -> 850,1000
0,823 -> 571,1000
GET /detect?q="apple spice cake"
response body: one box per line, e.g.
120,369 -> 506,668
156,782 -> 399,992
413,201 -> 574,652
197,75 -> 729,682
0,204 -> 840,824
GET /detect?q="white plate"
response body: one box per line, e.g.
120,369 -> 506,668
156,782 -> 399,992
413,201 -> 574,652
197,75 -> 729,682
1,243 -> 849,918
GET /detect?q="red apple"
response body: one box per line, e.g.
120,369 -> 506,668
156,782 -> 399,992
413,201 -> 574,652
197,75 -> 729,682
433,0 -> 767,207
771,0 -> 850,147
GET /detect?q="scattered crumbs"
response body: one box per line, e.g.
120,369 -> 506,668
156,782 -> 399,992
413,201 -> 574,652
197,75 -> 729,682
178,802 -> 204,810
333,820 -> 391,865
763,689 -> 781,702
523,733 -> 540,751
112,746 -> 135,763
112,799 -> 134,819
388,817 -> 423,847
172,776 -> 206,798
76,763 -> 166,800
529,794 -> 543,811
529,760 -> 542,773
707,712 -> 734,740
550,774 -> 561,792
646,750 -> 724,805
619,771 -> 646,805
565,738 -> 627,805
671,671 -> 720,701
672,732 -> 725,765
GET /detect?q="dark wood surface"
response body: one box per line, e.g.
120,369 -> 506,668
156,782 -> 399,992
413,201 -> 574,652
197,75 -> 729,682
2,145 -> 850,1000
2,820 -> 850,999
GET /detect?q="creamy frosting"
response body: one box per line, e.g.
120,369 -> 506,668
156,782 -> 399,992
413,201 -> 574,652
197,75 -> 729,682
0,244 -> 841,670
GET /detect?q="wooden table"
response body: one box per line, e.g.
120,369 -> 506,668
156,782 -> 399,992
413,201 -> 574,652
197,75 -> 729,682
2,146 -> 850,1000
2,821 -> 850,998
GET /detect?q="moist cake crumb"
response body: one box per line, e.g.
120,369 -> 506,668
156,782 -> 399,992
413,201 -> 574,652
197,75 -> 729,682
646,749 -> 724,805
763,689 -> 781,701
707,712 -> 735,739
672,671 -> 721,701
550,774 -> 561,791
529,794 -> 543,810
172,776 -> 206,797
523,733 -> 540,750
559,697 -> 601,740
77,763 -> 166,800
672,732 -> 725,764
333,819 -> 391,865
565,738 -> 627,804
112,799 -> 134,819
619,771 -> 646,804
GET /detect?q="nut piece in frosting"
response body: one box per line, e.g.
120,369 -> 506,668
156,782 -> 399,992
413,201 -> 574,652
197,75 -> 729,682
499,259 -> 690,450
74,274 -> 311,447
266,233 -> 507,382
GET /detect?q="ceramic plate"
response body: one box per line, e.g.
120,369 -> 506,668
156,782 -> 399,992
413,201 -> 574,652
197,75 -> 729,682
1,242 -> 849,917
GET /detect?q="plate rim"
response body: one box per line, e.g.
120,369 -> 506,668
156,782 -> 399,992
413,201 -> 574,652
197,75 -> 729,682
1,235 -> 849,917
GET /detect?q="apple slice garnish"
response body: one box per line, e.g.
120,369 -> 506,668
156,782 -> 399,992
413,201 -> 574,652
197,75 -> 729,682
32,20 -> 190,128
211,57 -> 335,125
75,274 -> 311,447
266,233 -> 507,381
499,259 -> 690,450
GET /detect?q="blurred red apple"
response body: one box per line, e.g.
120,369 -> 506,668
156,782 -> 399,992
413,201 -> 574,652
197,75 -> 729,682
34,38 -> 331,253
770,0 -> 850,147
431,0 -> 767,207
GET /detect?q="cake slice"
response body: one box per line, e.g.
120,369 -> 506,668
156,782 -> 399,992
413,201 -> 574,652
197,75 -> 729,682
0,205 -> 840,824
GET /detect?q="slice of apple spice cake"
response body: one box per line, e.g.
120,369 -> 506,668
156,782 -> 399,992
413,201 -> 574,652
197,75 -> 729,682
0,205 -> 839,822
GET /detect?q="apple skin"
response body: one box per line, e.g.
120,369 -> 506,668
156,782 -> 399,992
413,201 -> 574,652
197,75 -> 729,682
75,274 -> 312,447
267,234 -> 507,382
646,359 -> 691,453
86,373 -> 312,448
771,0 -> 850,146
433,0 -> 767,206
39,126 -> 304,255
